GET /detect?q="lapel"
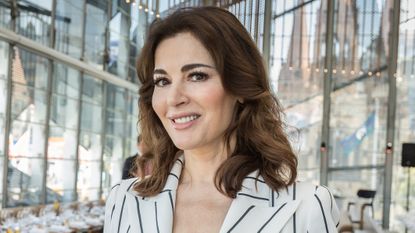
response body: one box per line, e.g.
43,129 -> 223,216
219,172 -> 301,233
126,156 -> 183,233
125,157 -> 301,233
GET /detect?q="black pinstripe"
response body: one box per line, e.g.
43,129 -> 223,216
258,202 -> 287,232
314,194 -> 329,233
169,172 -> 179,180
245,176 -> 266,183
111,204 -> 116,220
126,225 -> 130,233
320,185 -> 333,212
117,195 -> 127,233
155,202 -> 160,233
238,193 -> 268,201
226,205 -> 255,233
168,191 -> 174,213
293,182 -> 297,233
134,196 -> 144,233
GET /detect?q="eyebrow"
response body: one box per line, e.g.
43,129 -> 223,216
153,63 -> 215,76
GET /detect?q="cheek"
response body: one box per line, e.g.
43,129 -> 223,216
151,91 -> 164,118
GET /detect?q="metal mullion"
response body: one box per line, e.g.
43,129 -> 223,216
359,0 -> 367,71
262,0 -> 272,70
2,44 -> 14,208
41,57 -> 54,204
39,0 -> 56,205
74,0 -> 87,202
103,0 -> 112,72
2,0 -> 17,208
122,88 -> 129,169
254,0 -> 260,43
382,0 -> 401,228
74,73 -> 83,201
320,0 -> 335,186
98,82 -> 108,199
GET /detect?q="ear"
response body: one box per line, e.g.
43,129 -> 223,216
237,98 -> 244,104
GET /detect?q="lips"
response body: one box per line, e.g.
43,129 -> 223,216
168,113 -> 201,130
173,114 -> 199,123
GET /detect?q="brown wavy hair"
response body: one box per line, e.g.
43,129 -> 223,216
134,6 -> 297,197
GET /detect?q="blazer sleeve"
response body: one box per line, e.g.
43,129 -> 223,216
104,183 -> 120,233
306,186 -> 340,233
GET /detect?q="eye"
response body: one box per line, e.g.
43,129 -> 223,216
189,72 -> 209,82
153,77 -> 170,87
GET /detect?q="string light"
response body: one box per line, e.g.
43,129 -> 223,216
315,68 -> 320,72
324,68 -> 328,73
376,72 -> 380,77
150,10 -> 154,15
368,71 -> 373,76
396,76 -> 403,83
156,13 -> 160,18
350,70 -> 355,75
289,66 -> 293,71
341,70 -> 346,74
138,5 -> 143,9
332,69 -> 337,74
145,8 -> 148,12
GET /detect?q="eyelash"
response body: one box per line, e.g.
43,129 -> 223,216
188,71 -> 209,81
152,71 -> 209,87
153,77 -> 169,87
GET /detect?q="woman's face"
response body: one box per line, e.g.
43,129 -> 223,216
152,32 -> 238,152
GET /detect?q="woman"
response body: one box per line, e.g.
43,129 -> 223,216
105,7 -> 339,233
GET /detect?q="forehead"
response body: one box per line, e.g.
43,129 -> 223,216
154,32 -> 215,69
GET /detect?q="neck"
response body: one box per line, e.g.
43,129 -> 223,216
180,146 -> 228,186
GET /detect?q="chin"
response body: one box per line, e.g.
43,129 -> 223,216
171,138 -> 197,151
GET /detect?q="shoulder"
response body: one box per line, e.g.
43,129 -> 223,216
288,181 -> 340,232
104,178 -> 140,233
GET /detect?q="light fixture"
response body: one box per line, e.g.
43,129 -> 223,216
145,8 -> 148,12
156,13 -> 160,18
342,70 -> 346,74
324,68 -> 328,73
368,71 -> 372,76
332,69 -> 337,74
315,68 -> 320,72
138,5 -> 143,9
350,70 -> 355,75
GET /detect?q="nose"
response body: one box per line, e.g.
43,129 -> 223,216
166,81 -> 189,107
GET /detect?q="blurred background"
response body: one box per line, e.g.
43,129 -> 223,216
0,0 -> 414,232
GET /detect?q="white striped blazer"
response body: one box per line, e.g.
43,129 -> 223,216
104,157 -> 340,233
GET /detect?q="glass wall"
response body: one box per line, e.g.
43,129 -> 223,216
0,0 -> 147,207
55,0 -> 84,59
328,0 -> 389,221
15,0 -> 52,46
46,63 -> 80,203
77,75 -> 103,201
7,47 -> 49,207
84,1 -> 108,69
269,0 -> 324,183
393,0 -> 415,231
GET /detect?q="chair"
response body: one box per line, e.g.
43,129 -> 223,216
347,189 -> 376,229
